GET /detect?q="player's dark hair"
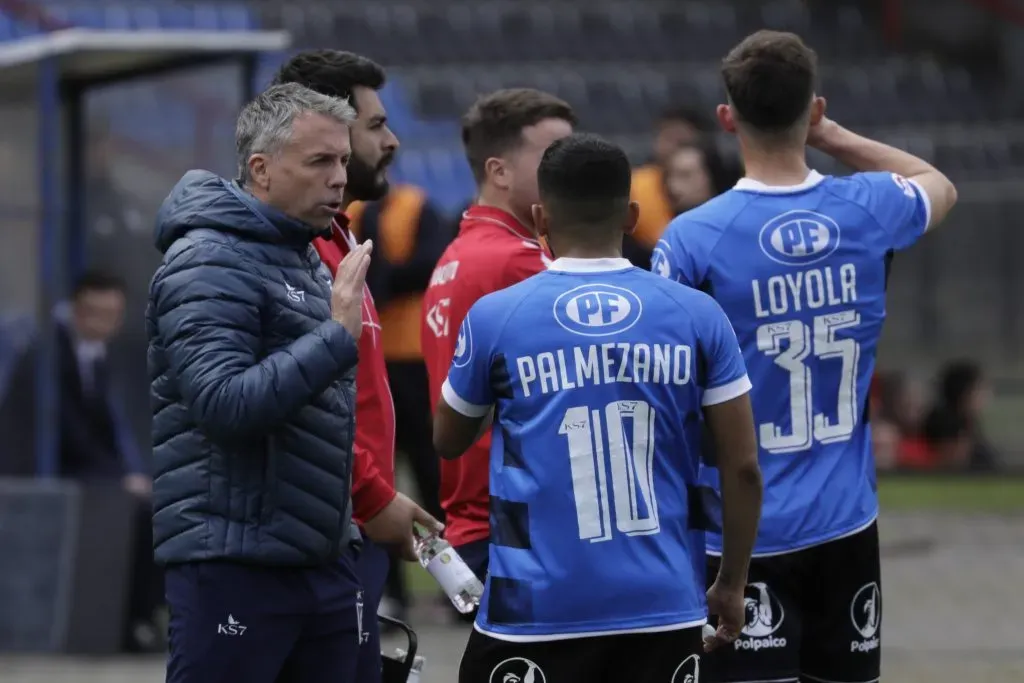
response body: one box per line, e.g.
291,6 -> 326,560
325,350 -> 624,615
271,50 -> 385,111
721,30 -> 818,139
73,270 -> 125,298
461,88 -> 577,184
537,133 -> 631,237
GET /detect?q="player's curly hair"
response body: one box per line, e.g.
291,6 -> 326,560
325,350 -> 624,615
461,88 -> 577,184
722,30 -> 818,137
271,50 -> 385,112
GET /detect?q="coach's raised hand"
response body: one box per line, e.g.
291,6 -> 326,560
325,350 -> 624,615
331,240 -> 373,340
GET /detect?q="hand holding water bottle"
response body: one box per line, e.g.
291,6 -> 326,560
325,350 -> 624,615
414,524 -> 484,614
363,492 -> 443,561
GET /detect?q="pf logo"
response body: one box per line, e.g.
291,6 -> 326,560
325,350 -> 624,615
758,209 -> 840,267
489,657 -> 546,683
851,582 -> 881,640
670,654 -> 700,683
553,283 -> 643,338
452,316 -> 473,368
651,245 -> 672,279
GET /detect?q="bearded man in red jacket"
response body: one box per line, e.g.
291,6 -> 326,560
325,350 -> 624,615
272,51 -> 440,683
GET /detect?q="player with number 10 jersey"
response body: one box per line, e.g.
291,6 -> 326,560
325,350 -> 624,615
434,134 -> 762,683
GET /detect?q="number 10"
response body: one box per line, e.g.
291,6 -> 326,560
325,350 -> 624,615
558,400 -> 660,543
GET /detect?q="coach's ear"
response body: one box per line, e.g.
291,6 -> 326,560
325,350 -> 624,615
716,104 -> 737,134
623,201 -> 639,236
531,203 -> 550,240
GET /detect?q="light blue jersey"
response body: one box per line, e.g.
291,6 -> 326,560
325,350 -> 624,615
442,257 -> 750,640
653,170 -> 931,555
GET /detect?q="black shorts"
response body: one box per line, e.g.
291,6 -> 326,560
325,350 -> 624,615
459,625 -> 704,683
704,521 -> 881,683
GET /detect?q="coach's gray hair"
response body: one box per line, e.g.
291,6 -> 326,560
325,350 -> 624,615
235,82 -> 356,182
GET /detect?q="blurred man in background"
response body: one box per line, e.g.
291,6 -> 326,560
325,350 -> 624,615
2,271 -> 162,650
422,89 -> 575,596
626,106 -> 716,267
271,50 -> 441,668
654,30 -> 958,683
924,359 -> 1000,470
149,83 -> 372,683
347,183 -> 452,622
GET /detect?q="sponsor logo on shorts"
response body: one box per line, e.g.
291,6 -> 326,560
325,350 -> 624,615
850,581 -> 881,653
735,582 -> 787,651
489,657 -> 546,683
670,653 -> 700,683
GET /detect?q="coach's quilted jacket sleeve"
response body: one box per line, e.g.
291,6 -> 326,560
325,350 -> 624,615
148,170 -> 358,566
153,240 -> 356,440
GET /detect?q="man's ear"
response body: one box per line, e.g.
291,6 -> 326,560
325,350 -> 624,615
716,104 -> 737,134
624,201 -> 640,236
808,95 -> 827,126
485,157 -> 511,191
247,154 -> 270,190
531,203 -> 550,240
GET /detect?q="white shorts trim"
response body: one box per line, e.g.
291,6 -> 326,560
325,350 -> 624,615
474,617 -> 706,643
802,674 -> 878,683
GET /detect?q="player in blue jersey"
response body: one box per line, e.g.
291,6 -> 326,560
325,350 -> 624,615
653,31 -> 959,683
432,133 -> 764,683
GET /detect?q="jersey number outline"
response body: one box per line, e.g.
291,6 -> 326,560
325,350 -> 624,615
558,400 -> 660,542
425,298 -> 450,338
756,310 -> 861,454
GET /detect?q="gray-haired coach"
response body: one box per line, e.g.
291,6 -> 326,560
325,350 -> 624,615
147,82 -> 372,683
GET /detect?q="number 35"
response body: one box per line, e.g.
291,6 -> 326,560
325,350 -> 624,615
756,310 -> 861,454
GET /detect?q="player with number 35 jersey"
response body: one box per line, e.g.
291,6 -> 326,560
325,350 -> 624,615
653,30 -> 958,683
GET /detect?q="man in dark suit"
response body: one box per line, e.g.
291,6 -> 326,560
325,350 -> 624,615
57,271 -> 162,650
56,272 -> 148,489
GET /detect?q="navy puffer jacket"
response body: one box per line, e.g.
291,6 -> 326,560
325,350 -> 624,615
148,170 -> 359,566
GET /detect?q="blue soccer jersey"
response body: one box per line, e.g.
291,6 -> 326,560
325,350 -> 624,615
653,170 -> 931,555
441,257 -> 751,641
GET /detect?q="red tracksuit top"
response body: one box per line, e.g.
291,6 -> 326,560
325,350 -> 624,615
314,216 -> 397,523
421,205 -> 550,547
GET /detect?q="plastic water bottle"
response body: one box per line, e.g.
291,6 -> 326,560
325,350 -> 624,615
414,525 -> 483,613
394,648 -> 426,683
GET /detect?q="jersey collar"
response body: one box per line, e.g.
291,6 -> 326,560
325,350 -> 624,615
734,170 -> 825,194
462,204 -> 538,243
548,257 -> 633,273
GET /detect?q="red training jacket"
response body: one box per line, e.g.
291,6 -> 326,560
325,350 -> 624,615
421,205 -> 550,547
314,215 -> 397,523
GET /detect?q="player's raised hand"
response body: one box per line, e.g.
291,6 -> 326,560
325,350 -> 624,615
705,578 -> 745,652
331,240 -> 373,340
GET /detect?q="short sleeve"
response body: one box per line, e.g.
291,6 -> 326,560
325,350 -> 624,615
859,171 -> 932,251
652,216 -> 717,288
696,295 -> 752,407
440,301 -> 498,417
